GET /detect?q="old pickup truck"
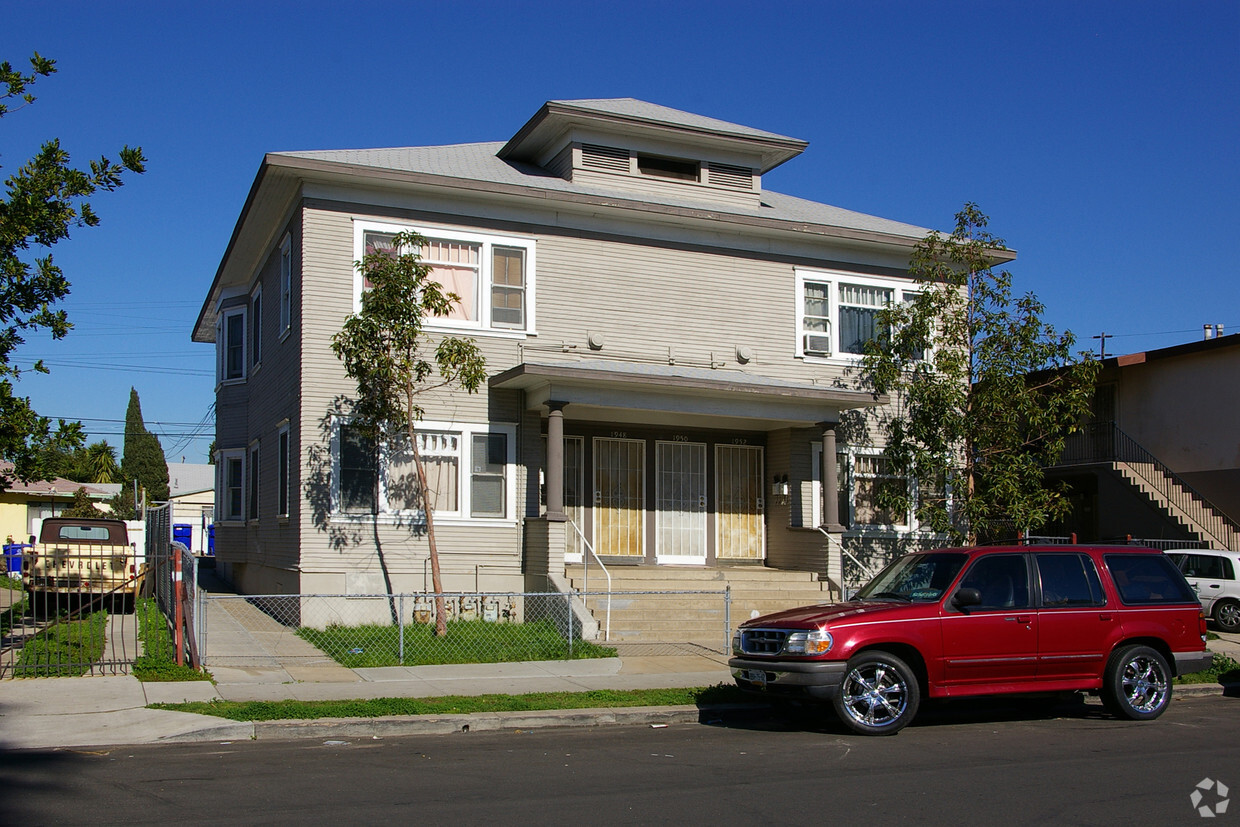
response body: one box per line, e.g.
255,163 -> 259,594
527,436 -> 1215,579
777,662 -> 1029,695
23,518 -> 146,614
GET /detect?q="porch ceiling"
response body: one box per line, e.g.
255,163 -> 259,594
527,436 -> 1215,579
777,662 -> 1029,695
490,360 -> 886,430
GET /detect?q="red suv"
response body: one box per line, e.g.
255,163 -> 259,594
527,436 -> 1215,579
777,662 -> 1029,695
729,546 -> 1212,735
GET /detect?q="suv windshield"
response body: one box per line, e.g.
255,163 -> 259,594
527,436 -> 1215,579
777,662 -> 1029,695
854,552 -> 968,602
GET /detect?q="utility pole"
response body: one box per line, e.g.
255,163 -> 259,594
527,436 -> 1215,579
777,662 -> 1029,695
1092,332 -> 1112,360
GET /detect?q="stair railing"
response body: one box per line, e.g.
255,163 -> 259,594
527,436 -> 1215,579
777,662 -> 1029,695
567,519 -> 611,641
1056,421 -> 1238,549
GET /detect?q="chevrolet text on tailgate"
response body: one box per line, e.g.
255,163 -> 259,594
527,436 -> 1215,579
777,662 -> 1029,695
730,546 -> 1212,735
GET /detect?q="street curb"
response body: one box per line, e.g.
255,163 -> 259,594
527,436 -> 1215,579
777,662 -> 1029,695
147,686 -> 1240,746
252,704 -> 706,740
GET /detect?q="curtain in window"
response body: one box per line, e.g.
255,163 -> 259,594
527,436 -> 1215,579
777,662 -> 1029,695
423,240 -> 479,322
802,282 -> 830,332
838,284 -> 891,354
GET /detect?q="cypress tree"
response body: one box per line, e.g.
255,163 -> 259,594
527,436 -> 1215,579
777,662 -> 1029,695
121,388 -> 170,502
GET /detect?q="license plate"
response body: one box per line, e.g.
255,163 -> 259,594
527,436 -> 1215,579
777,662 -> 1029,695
743,669 -> 768,685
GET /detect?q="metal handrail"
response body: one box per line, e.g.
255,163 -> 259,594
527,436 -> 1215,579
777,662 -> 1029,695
1055,421 -> 1238,549
818,527 -> 868,599
567,519 -> 611,641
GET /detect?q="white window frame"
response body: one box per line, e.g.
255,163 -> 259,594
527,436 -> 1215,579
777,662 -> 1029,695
217,306 -> 247,385
277,422 -> 290,519
330,418 -> 517,526
218,448 -> 246,523
279,234 -> 292,340
247,441 -> 260,522
250,284 -> 263,370
352,220 -> 536,337
795,269 -> 913,362
811,444 -> 918,533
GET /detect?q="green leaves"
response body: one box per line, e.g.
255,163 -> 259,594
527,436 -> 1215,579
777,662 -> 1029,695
861,203 -> 1099,542
0,53 -> 145,491
332,231 -> 487,443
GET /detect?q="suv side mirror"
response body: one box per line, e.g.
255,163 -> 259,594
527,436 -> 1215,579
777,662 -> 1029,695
953,587 -> 982,611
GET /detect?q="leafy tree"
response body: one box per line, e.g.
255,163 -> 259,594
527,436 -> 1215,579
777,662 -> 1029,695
62,486 -> 101,518
860,203 -> 1099,544
332,231 -> 487,635
0,54 -> 145,490
108,483 -> 135,520
121,388 -> 169,502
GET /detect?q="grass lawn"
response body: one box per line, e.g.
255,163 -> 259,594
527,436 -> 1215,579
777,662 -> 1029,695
297,618 -> 617,668
14,610 -> 108,677
150,683 -> 751,721
133,597 -> 212,682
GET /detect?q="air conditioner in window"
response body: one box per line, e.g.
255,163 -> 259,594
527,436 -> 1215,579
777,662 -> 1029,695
803,334 -> 832,357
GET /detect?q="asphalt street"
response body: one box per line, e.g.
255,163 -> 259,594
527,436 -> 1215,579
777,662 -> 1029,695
2,693 -> 1235,825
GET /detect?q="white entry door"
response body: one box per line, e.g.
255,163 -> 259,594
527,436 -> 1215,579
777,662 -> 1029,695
655,441 -> 707,564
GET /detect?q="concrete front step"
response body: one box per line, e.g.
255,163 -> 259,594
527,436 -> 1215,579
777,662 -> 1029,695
568,565 -> 838,644
565,565 -> 828,586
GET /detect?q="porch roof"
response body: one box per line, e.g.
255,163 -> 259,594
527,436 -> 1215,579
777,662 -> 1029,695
490,360 -> 885,430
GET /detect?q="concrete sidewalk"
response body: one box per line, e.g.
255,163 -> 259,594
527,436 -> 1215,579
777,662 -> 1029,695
0,650 -> 734,750
0,601 -> 1234,751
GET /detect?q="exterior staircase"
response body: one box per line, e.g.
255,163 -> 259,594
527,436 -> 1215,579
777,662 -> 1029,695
564,564 -> 837,649
1114,461 -> 1239,550
1055,422 -> 1239,550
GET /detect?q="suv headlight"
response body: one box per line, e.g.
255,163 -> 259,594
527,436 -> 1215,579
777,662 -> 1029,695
784,629 -> 833,656
732,631 -> 742,655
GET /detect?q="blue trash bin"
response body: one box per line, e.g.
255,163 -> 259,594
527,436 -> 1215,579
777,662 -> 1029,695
4,543 -> 29,575
173,524 -> 192,554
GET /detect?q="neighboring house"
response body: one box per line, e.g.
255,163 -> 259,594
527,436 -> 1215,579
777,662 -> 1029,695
1045,330 -> 1240,549
167,462 -> 216,556
193,98 -> 973,606
0,461 -> 119,545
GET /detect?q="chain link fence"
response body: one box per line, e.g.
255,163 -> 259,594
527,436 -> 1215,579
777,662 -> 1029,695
201,588 -> 733,669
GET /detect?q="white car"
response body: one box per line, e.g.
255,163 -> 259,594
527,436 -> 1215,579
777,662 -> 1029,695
1167,549 -> 1240,633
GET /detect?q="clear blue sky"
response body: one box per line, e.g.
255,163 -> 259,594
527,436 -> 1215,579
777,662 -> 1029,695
3,1 -> 1237,464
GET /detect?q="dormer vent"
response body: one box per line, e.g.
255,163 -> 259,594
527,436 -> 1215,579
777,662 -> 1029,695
581,143 -> 630,172
636,153 -> 700,182
707,162 -> 754,192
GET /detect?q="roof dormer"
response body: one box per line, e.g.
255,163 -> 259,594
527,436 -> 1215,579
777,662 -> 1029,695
498,98 -> 807,209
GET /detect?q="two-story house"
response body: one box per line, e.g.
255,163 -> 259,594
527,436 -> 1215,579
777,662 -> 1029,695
193,99 -> 957,619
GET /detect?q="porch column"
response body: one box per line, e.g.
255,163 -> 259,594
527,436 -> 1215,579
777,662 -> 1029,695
546,401 -> 568,522
820,421 -> 845,532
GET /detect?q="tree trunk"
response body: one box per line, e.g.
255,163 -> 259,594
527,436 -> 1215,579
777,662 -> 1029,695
408,418 -> 447,637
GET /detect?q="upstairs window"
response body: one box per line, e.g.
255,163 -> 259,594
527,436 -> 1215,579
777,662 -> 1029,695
250,285 -> 262,368
796,270 -> 916,361
279,234 -> 292,336
355,223 -> 535,335
217,307 -> 247,383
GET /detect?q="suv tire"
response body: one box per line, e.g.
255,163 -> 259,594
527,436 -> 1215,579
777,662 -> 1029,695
1213,599 -> 1240,633
833,651 -> 920,736
1103,644 -> 1172,721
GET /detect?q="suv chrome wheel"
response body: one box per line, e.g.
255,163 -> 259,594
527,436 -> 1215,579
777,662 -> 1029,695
1104,644 -> 1171,720
833,652 -> 920,736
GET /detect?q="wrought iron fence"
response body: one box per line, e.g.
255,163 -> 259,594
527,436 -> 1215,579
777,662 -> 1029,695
0,547 -> 168,679
201,588 -> 733,669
